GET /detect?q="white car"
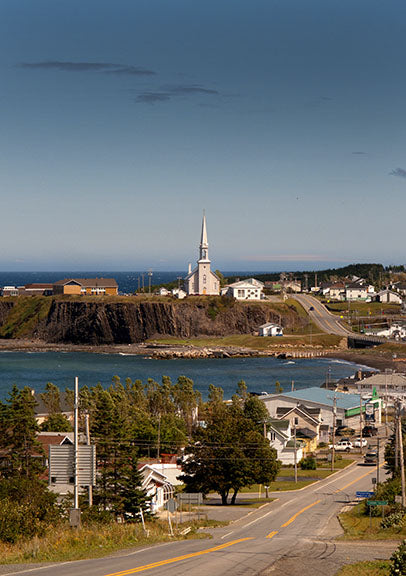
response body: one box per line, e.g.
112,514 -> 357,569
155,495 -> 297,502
328,439 -> 353,452
353,437 -> 368,448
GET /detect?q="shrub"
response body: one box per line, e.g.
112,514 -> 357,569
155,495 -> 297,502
381,511 -> 406,530
300,456 -> 317,470
390,539 -> 406,575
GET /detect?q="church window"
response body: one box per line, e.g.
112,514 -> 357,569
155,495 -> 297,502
203,275 -> 207,284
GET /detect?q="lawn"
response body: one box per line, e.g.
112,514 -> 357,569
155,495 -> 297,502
336,560 -> 391,575
339,502 -> 406,540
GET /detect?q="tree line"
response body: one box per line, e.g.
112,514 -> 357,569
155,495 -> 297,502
0,376 -> 280,542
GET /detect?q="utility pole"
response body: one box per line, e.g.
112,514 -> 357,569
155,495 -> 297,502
157,414 -> 161,459
398,406 -> 406,507
331,396 -> 337,472
74,376 -> 79,511
359,394 -> 364,454
377,436 -> 380,485
294,417 -> 298,483
148,269 -> 153,295
142,273 -> 145,293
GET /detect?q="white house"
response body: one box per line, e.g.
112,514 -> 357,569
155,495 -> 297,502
139,464 -> 174,512
376,322 -> 406,340
258,322 -> 283,337
267,419 -> 304,465
377,289 -> 403,304
345,284 -> 368,301
171,288 -> 187,299
222,278 -> 264,301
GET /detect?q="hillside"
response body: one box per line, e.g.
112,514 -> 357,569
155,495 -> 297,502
0,296 -> 308,345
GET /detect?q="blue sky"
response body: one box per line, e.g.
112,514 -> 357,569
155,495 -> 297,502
1,0 -> 405,272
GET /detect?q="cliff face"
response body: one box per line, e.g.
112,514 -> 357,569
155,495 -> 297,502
0,297 -> 304,345
0,301 -> 14,326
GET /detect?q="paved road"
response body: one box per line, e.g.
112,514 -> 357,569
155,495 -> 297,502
2,460 -> 397,576
293,294 -> 351,337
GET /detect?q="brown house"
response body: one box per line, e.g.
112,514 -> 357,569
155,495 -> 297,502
53,278 -> 118,296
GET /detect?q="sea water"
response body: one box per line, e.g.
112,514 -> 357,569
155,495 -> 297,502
0,352 -> 370,401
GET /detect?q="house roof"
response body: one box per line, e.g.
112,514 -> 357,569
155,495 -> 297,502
259,322 -> 281,329
24,283 -> 54,289
36,433 -> 74,449
358,372 -> 406,387
53,278 -> 118,288
227,278 -> 264,289
263,387 -> 364,410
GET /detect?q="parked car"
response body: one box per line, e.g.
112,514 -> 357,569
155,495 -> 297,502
364,450 -> 378,465
328,439 -> 353,452
336,426 -> 355,437
362,425 -> 378,437
353,437 -> 368,448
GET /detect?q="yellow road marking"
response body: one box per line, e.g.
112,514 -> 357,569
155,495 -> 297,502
334,464 -> 385,493
281,500 -> 321,528
266,530 -> 278,539
103,538 -> 254,576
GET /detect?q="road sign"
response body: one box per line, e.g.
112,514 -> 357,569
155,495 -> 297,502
49,445 -> 96,486
166,498 -> 178,513
356,491 -> 374,498
367,500 -> 388,506
176,493 -> 203,505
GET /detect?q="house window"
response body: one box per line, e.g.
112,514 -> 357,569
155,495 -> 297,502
237,289 -> 245,297
269,431 -> 276,441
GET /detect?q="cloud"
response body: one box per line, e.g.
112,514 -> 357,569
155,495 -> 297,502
18,61 -> 155,75
135,84 -> 220,104
136,92 -> 172,103
390,167 -> 406,179
105,66 -> 155,76
352,151 -> 367,155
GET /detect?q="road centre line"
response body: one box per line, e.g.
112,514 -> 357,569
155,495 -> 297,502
334,464 -> 385,494
241,499 -> 293,529
103,538 -> 254,576
281,500 -> 321,528
266,530 -> 278,539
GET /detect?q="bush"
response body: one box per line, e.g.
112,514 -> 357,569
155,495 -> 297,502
381,510 -> 406,530
0,477 -> 60,543
390,540 -> 406,575
300,456 -> 317,470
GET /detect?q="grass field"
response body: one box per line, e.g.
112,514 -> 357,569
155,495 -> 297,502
0,517 -> 214,564
336,560 -> 391,575
339,503 -> 406,540
147,332 -> 342,350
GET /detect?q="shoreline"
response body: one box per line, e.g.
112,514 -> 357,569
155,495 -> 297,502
0,337 -> 404,372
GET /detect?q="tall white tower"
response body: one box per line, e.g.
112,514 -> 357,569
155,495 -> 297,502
185,212 -> 220,295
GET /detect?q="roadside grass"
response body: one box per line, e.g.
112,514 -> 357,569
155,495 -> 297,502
339,502 -> 406,540
324,301 -> 400,316
239,460 -> 354,494
0,518 -> 215,564
336,560 -> 391,575
147,333 -> 341,350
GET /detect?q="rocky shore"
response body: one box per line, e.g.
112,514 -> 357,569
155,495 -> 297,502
1,337 -> 403,371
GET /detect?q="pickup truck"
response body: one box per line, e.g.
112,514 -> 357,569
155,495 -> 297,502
328,439 -> 353,452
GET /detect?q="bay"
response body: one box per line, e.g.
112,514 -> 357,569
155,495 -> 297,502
0,352 -> 370,401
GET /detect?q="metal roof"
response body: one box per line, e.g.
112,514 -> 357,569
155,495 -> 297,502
264,387 -> 363,410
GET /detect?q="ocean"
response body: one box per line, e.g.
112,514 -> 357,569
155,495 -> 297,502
0,352 -> 370,401
0,271 -> 269,294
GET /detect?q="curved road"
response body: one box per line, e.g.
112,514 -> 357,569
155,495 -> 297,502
2,456 -> 396,576
293,294 -> 352,337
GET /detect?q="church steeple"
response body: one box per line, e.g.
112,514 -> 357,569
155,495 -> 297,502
199,210 -> 210,262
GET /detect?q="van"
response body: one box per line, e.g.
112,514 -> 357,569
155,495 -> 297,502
364,450 -> 378,465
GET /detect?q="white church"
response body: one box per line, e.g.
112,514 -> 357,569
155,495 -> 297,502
184,213 -> 220,296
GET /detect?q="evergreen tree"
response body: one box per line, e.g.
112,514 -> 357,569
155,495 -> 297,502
0,386 -> 44,478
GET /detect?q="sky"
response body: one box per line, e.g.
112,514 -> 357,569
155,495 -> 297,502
1,0 -> 406,272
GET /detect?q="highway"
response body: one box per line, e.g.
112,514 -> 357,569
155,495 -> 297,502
293,294 -> 352,337
2,458 -> 395,576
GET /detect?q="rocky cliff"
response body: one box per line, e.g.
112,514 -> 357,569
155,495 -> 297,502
0,297 -> 306,345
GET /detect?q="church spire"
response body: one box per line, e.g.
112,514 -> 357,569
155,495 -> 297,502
199,210 -> 210,262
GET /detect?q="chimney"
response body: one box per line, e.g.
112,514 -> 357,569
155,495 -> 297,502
188,263 -> 192,274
